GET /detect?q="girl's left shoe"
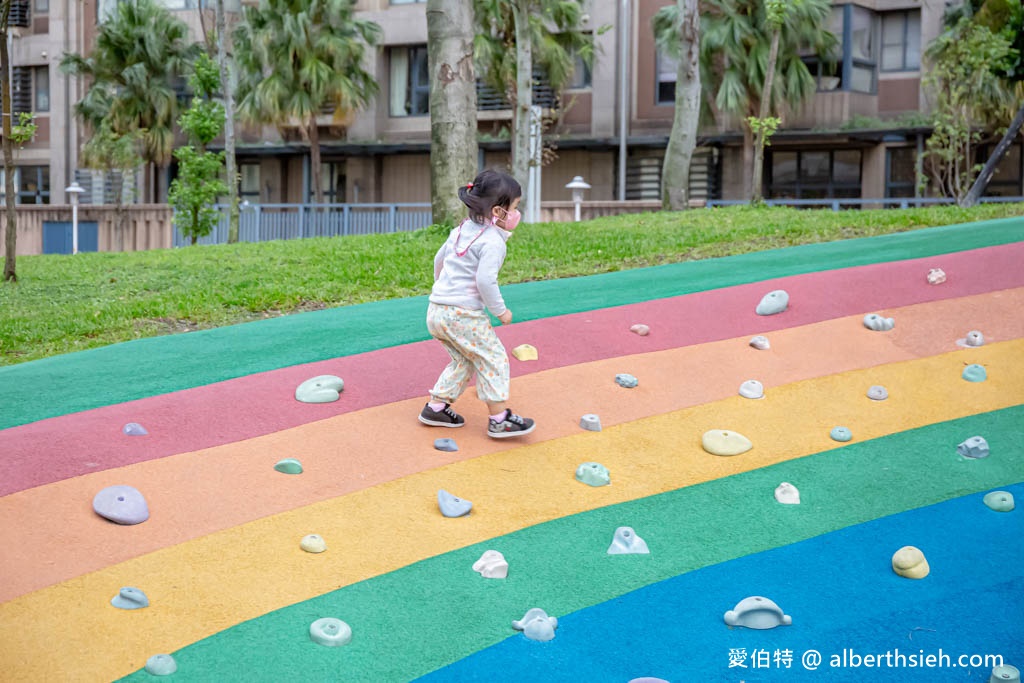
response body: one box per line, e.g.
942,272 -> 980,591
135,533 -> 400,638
487,410 -> 535,438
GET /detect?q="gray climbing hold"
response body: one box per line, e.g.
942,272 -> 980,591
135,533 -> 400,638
830,426 -> 852,442
295,375 -> 344,403
774,482 -> 800,505
615,373 -> 638,388
575,462 -> 610,487
867,385 -> 888,401
723,596 -> 792,629
438,489 -> 472,517
122,422 -> 148,436
579,414 -> 602,431
512,608 -> 558,642
749,335 -> 770,350
300,534 -> 327,553
144,655 -> 177,676
111,587 -> 149,610
755,290 -> 789,316
309,617 -> 352,647
93,485 -> 150,525
863,314 -> 895,331
472,550 -> 509,579
990,664 -> 1021,683
983,491 -> 1015,512
434,438 -> 459,452
957,436 -> 989,459
963,364 -> 987,382
927,268 -> 946,285
274,458 -> 303,474
739,380 -> 764,399
957,330 -> 985,347
607,526 -> 650,554
630,324 -> 650,336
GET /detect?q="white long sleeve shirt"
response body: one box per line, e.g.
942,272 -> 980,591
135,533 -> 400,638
429,219 -> 510,316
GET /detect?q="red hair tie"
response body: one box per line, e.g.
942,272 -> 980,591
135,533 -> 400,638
466,182 -> 474,189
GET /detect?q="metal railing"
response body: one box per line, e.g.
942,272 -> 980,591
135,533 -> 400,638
705,196 -> 1024,210
172,202 -> 433,247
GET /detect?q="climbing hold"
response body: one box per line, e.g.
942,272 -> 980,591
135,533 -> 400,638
755,290 -> 789,315
867,385 -> 888,401
926,268 -> 946,285
122,422 -> 148,436
144,655 -> 177,676
607,526 -> 650,554
295,375 -> 344,403
575,462 -> 611,487
274,458 -> 303,474
957,436 -> 990,459
434,438 -> 459,452
963,364 -> 987,382
749,335 -> 770,350
300,534 -> 327,553
309,618 -> 352,647
983,491 -> 1015,512
863,314 -> 895,331
630,324 -> 650,336
774,482 -> 801,505
615,373 -> 638,388
93,485 -> 150,525
512,344 -> 538,361
957,330 -> 985,347
723,596 -> 792,629
701,430 -> 753,456
990,664 -> 1021,683
739,380 -> 765,399
512,608 -> 558,642
472,550 -> 509,579
437,489 -> 472,517
628,679 -> 670,683
892,546 -> 929,579
111,587 -> 149,610
830,426 -> 853,442
579,414 -> 602,432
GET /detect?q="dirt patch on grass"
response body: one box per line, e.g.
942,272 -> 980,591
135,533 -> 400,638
136,317 -> 206,335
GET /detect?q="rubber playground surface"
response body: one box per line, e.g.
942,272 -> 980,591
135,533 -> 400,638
1,217 -> 1022,682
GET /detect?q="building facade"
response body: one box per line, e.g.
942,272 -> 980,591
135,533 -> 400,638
7,0 -> 1024,207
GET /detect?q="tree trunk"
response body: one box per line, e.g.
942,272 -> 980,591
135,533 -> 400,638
215,0 -> 240,242
426,0 -> 479,227
511,0 -> 532,193
741,125 -> 753,200
962,101 -> 1024,207
1,19 -> 16,282
750,27 -> 780,204
308,116 -> 324,204
661,0 -> 700,211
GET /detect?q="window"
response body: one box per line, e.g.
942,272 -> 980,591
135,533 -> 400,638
881,11 -> 921,71
389,45 -> 430,117
978,143 -> 1023,197
568,41 -> 592,90
850,6 -> 877,93
239,163 -> 260,200
34,66 -> 49,112
0,166 -> 50,204
390,0 -> 425,4
34,0 -> 47,12
767,149 -> 862,199
802,6 -> 878,93
656,48 -> 677,104
309,162 -> 345,202
885,147 -> 917,198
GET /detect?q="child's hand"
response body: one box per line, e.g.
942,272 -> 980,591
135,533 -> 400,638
498,310 -> 513,325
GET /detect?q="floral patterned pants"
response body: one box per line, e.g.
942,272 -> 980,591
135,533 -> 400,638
426,303 -> 510,403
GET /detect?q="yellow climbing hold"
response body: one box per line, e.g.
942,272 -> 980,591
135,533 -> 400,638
512,344 -> 538,361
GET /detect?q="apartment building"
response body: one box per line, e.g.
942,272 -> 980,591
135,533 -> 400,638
8,0 -> 1024,207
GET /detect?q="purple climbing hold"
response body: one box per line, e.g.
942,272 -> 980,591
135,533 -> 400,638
93,485 -> 150,525
122,422 -> 148,436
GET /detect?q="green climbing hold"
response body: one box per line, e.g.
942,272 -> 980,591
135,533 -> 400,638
274,458 -> 303,474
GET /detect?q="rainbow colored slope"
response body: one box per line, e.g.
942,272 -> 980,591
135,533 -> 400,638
1,217 -> 1022,682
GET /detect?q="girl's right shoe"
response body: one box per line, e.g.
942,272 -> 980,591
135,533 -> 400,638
418,403 -> 466,428
487,410 -> 535,438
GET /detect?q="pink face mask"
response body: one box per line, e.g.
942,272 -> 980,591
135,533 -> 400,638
494,207 -> 521,231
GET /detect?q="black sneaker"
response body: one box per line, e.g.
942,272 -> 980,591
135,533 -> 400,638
487,410 -> 535,439
418,403 -> 465,428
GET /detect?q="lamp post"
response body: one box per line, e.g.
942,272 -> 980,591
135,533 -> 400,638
565,175 -> 591,222
65,182 -> 85,254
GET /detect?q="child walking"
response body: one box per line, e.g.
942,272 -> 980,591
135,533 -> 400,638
418,169 -> 536,438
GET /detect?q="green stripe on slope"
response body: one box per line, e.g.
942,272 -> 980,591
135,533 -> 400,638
3,216 -> 1022,429
118,404 -> 1024,683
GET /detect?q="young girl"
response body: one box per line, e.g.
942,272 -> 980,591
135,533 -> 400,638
418,169 -> 535,438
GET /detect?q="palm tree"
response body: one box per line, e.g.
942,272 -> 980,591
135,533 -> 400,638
473,0 -> 594,218
61,0 -> 199,203
2,0 -> 17,280
426,0 -> 479,227
688,0 -> 835,198
233,0 -> 382,205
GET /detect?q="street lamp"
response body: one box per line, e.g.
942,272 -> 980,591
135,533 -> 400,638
565,175 -> 591,222
65,182 -> 85,254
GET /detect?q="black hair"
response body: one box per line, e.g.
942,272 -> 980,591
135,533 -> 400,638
457,169 -> 523,224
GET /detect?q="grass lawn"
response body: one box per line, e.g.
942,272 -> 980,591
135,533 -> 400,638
1,202 -> 1022,366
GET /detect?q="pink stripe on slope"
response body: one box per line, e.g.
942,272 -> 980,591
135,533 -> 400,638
2,241 -> 1022,496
